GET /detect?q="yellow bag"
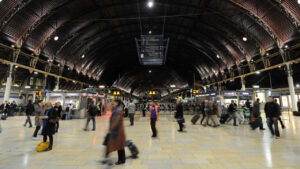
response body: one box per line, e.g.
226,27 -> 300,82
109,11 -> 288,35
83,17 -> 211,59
36,141 -> 50,152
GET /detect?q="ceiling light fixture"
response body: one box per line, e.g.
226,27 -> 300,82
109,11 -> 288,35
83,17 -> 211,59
34,71 -> 38,75
25,85 -> 31,89
11,44 -> 15,48
81,54 -> 85,59
15,65 -> 18,68
99,85 -> 105,89
296,84 -> 300,88
170,85 -> 176,88
147,0 -> 154,8
256,71 -> 261,75
149,30 -> 152,34
54,36 -> 59,41
242,36 -> 248,42
149,70 -> 152,73
140,53 -> 144,59
216,54 -> 220,59
284,44 -> 289,49
298,0 -> 300,5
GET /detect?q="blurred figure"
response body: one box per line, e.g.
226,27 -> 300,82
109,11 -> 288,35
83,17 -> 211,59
65,104 -> 71,120
175,98 -> 185,132
142,104 -> 147,117
200,101 -> 206,125
149,101 -> 159,138
227,100 -> 238,126
265,96 -> 280,138
41,102 -> 58,151
203,100 -> 218,127
84,101 -> 97,131
274,99 -> 285,129
24,100 -> 34,128
54,102 -> 62,133
252,98 -> 265,130
128,100 -> 135,126
10,101 -> 17,116
298,100 -> 300,113
103,99 -> 126,165
32,100 -> 43,140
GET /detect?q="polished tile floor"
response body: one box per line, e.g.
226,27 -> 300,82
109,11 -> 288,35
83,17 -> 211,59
0,112 -> 300,169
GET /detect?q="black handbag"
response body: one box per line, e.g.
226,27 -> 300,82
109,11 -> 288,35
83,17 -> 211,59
103,133 -> 110,146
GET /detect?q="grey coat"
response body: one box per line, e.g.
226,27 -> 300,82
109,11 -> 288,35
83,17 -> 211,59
34,104 -> 43,126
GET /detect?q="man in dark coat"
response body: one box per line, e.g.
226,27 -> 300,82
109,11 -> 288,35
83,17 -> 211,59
24,100 -> 34,128
228,100 -> 238,126
264,96 -> 280,138
252,98 -> 265,130
84,101 -> 97,131
175,99 -> 185,132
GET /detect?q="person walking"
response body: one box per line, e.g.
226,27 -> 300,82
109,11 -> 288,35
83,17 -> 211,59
41,102 -> 58,151
252,98 -> 265,130
142,104 -> 147,117
200,101 -> 206,125
103,99 -> 126,165
65,104 -> 70,120
264,96 -> 280,138
32,100 -> 43,140
149,101 -> 159,138
203,100 -> 218,127
227,100 -> 238,126
84,101 -> 97,131
128,100 -> 135,126
175,99 -> 185,132
54,102 -> 62,133
274,99 -> 285,129
24,100 -> 34,128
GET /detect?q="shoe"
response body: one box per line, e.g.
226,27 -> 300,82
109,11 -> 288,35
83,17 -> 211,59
29,126 -> 32,128
233,124 -> 238,126
260,128 -> 266,130
32,137 -> 39,140
115,161 -> 125,165
92,129 -> 95,131
23,124 -> 26,127
178,130 -> 183,132
282,126 -> 285,129
46,147 -> 52,151
275,136 -> 280,139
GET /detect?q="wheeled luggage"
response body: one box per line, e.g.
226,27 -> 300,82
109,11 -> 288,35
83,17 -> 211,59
249,117 -> 262,130
126,140 -> 139,158
220,113 -> 229,124
191,114 -> 200,124
1,114 -> 7,120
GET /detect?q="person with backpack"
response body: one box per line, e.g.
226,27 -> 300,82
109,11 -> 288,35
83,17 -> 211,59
24,100 -> 34,128
84,101 -> 97,131
40,102 -> 58,151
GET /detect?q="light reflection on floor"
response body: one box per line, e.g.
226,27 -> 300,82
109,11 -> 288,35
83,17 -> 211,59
0,112 -> 300,169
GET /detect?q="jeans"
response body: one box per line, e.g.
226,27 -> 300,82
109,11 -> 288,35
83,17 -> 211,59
55,121 -> 59,132
24,115 -> 32,127
117,149 -> 126,163
43,134 -> 53,148
267,117 -> 280,137
85,116 -> 95,130
33,126 -> 41,137
129,114 -> 134,126
150,118 -> 157,137
66,111 -> 70,120
278,116 -> 285,128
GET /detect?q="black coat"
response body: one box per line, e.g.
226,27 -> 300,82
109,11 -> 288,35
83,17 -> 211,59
25,104 -> 34,116
175,103 -> 183,119
227,103 -> 237,114
42,108 -> 58,135
264,102 -> 280,118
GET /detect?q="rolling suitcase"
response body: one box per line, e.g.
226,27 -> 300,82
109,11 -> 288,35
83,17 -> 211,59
191,114 -> 200,124
250,117 -> 262,130
220,114 -> 229,124
1,114 -> 7,120
126,140 -> 139,158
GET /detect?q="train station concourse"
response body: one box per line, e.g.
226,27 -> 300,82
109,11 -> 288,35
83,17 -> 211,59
0,0 -> 300,169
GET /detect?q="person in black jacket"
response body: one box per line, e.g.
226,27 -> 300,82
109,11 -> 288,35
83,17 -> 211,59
175,99 -> 185,132
84,101 -> 97,131
54,102 -> 62,133
41,102 -> 58,151
24,100 -> 34,128
227,100 -> 238,126
274,99 -> 285,129
264,96 -> 280,138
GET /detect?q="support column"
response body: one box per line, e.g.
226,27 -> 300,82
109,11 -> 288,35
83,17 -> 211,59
286,63 -> 297,112
4,64 -> 13,101
241,76 -> 246,91
54,77 -> 59,91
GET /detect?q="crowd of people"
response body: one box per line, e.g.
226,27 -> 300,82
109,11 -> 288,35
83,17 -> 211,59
0,96 -> 299,166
